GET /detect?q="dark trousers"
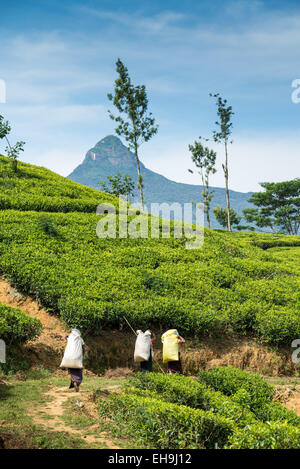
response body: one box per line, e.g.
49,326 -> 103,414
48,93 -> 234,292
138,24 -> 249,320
68,368 -> 83,387
167,352 -> 183,374
140,349 -> 153,373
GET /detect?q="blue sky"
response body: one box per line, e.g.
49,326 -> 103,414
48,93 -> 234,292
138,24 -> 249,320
0,0 -> 300,191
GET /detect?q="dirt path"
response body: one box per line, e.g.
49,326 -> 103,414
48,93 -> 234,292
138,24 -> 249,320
30,383 -> 121,449
0,277 -> 125,448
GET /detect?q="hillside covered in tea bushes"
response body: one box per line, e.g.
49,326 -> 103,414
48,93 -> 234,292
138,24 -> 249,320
0,155 -> 116,213
98,369 -> 300,449
0,155 -> 300,346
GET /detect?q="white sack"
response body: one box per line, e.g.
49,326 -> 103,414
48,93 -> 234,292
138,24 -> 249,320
60,330 -> 84,369
134,330 -> 151,362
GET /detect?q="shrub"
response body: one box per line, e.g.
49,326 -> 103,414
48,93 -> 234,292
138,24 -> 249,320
254,307 -> 300,344
98,392 -> 234,449
198,366 -> 300,426
128,372 -> 257,427
227,421 -> 300,449
198,366 -> 274,412
255,401 -> 300,426
0,302 -> 42,344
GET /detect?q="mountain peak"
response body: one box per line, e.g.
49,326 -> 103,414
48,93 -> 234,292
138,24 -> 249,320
95,135 -> 122,147
83,135 -> 136,167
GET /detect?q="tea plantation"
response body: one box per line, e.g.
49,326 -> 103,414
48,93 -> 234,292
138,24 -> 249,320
0,302 -> 42,345
0,155 -> 299,345
98,368 -> 300,449
0,155 -> 116,213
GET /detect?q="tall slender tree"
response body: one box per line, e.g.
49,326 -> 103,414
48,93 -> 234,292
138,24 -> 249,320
108,59 -> 158,210
210,93 -> 234,231
188,138 -> 216,229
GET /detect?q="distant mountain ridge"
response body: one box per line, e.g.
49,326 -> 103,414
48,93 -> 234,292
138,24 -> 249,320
68,135 -> 254,228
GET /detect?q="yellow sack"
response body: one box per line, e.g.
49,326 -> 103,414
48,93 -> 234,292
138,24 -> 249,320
161,329 -> 179,363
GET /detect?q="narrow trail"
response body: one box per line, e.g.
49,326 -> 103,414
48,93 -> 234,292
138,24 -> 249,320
30,383 -> 122,449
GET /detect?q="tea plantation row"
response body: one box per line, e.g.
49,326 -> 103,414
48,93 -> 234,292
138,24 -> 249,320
98,367 -> 300,449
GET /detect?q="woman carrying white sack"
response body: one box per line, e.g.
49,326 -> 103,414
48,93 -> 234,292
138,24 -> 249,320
60,328 -> 85,392
134,329 -> 155,373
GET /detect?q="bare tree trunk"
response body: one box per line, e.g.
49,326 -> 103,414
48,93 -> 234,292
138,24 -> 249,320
201,174 -> 211,229
134,141 -> 144,210
206,207 -> 211,229
223,141 -> 231,232
12,158 -> 17,173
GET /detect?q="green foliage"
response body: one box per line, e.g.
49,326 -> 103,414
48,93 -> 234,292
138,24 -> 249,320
244,179 -> 300,235
98,392 -> 234,449
210,93 -> 234,231
210,93 -> 234,144
0,156 -> 299,343
0,115 -> 11,139
198,366 -> 274,412
108,59 -> 158,153
39,216 -> 60,237
255,401 -> 300,426
0,302 -> 42,344
99,171 -> 135,199
213,205 -> 242,229
0,208 -> 299,343
127,372 -> 257,427
0,155 -> 117,213
227,421 -> 300,449
0,345 -> 31,375
101,368 -> 300,449
199,366 -> 300,427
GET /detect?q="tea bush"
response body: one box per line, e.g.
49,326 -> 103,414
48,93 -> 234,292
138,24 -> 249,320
128,372 -> 257,427
98,392 -> 234,449
100,370 -> 300,449
0,302 -> 42,344
255,401 -> 300,426
227,421 -> 300,449
198,366 -> 300,427
198,366 -> 274,412
0,208 -> 299,344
